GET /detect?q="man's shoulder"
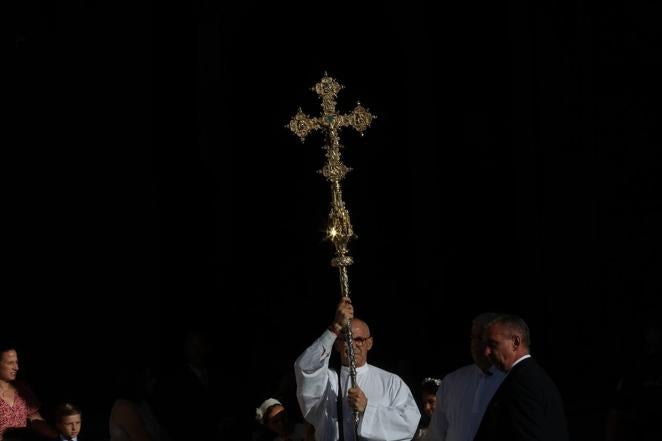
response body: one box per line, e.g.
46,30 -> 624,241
510,358 -> 546,382
367,363 -> 397,376
511,358 -> 561,393
367,364 -> 405,383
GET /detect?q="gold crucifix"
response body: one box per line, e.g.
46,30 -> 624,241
288,73 -> 375,271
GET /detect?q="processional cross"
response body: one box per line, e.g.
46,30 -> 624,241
288,73 -> 375,435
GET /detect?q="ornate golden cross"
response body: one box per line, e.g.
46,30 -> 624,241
288,73 -> 375,271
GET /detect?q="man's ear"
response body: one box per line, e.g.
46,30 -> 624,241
512,334 -> 521,351
365,336 -> 373,351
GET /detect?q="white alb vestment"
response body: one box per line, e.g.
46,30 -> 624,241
294,330 -> 420,441
423,364 -> 505,441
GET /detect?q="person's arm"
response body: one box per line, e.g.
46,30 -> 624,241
294,328 -> 337,425
294,298 -> 351,426
357,377 -> 421,441
28,412 -> 59,439
20,382 -> 58,440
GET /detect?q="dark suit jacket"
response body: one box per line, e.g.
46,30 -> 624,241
473,357 -> 569,441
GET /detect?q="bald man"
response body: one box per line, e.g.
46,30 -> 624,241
294,298 -> 420,441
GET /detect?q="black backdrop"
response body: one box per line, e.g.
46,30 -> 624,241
13,1 -> 661,439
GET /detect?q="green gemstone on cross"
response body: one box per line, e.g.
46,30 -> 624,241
325,114 -> 336,124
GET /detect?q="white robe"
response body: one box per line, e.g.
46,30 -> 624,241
422,364 -> 505,441
294,329 -> 420,441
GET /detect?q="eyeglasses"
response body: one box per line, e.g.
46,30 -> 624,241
338,335 -> 372,346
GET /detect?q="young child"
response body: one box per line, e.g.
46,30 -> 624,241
53,402 -> 82,441
255,398 -> 305,441
414,377 -> 441,440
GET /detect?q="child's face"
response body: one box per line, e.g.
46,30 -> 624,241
421,391 -> 437,417
56,414 -> 82,439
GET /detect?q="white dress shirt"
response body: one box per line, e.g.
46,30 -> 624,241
509,354 -> 531,370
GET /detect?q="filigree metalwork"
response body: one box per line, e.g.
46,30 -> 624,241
288,73 -> 374,260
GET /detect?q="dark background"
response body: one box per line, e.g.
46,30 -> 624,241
13,1 -> 660,439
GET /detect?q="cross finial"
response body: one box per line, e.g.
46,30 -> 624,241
288,74 -> 375,145
287,73 -> 375,261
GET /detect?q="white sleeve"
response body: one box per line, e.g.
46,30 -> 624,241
294,329 -> 338,425
358,376 -> 421,441
421,378 -> 449,441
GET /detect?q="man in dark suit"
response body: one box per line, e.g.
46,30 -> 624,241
473,315 -> 569,441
